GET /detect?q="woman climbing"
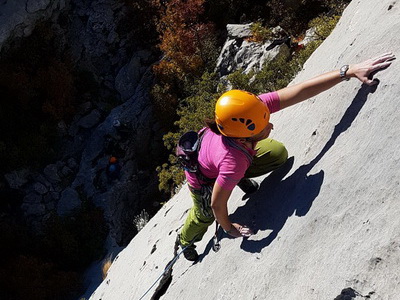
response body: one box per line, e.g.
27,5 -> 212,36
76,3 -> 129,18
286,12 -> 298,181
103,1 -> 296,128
177,52 -> 395,261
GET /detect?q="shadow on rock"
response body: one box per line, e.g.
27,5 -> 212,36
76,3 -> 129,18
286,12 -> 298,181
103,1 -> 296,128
199,84 -> 378,257
230,83 -> 378,254
233,156 -> 323,253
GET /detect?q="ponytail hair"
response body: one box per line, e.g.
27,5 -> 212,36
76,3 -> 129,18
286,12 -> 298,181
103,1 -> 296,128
204,118 -> 221,135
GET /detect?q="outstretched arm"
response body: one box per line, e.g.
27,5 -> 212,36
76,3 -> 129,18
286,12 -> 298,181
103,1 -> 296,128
277,52 -> 395,110
211,182 -> 253,237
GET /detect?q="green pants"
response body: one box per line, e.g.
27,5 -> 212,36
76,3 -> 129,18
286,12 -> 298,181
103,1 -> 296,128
179,138 -> 288,247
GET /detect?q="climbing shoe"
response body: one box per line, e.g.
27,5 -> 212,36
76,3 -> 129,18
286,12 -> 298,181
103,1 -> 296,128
176,234 -> 199,262
237,178 -> 259,194
182,246 -> 199,261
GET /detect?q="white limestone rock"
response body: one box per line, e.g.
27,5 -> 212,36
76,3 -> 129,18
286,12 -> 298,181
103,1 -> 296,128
226,23 -> 253,39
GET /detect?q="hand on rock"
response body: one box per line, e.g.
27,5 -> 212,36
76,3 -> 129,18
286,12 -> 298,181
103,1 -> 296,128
349,52 -> 395,85
226,223 -> 254,238
239,225 -> 253,237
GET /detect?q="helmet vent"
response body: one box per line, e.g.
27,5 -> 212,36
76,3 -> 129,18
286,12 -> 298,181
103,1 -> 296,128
264,112 -> 266,119
230,117 -> 256,132
247,123 -> 255,131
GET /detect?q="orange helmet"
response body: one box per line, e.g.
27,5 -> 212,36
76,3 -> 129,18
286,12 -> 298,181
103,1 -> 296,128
109,156 -> 117,163
215,90 -> 270,138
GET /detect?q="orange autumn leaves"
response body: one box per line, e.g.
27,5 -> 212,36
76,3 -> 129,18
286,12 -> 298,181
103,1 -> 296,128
154,0 -> 214,80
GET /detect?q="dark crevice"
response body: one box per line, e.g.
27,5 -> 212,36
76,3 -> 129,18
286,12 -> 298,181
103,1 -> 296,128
150,238 -> 180,299
164,207 -> 172,216
334,288 -> 357,300
151,244 -> 157,254
334,287 -> 375,300
150,270 -> 173,300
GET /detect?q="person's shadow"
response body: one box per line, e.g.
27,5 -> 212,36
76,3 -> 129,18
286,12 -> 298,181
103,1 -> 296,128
200,82 -> 379,258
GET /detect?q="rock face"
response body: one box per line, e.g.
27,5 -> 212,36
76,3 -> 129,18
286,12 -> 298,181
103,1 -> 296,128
90,0 -> 400,299
2,0 -> 161,244
4,64 -> 162,243
0,0 -> 67,51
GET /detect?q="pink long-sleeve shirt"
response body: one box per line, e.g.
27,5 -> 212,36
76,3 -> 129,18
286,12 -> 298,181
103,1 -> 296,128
185,91 -> 281,190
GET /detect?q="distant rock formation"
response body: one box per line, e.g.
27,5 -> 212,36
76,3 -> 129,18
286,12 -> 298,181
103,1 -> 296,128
2,0 -> 162,245
0,0 -> 67,52
215,24 -> 290,76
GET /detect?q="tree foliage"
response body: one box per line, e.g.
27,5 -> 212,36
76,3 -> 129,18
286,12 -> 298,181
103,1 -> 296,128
118,0 -> 160,46
265,0 -> 350,36
156,0 -> 216,75
249,22 -> 273,43
157,72 -> 220,193
151,0 -> 218,127
309,14 -> 341,40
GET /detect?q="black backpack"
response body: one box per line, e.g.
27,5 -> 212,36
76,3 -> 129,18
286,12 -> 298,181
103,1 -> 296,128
176,129 -> 215,183
176,130 -> 201,173
176,128 -> 253,183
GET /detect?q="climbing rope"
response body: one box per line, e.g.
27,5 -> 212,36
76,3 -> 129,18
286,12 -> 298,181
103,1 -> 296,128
136,222 -> 223,300
137,236 -> 198,300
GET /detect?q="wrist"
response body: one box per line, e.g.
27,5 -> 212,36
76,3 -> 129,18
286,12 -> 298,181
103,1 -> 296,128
346,65 -> 357,78
339,65 -> 351,81
223,224 -> 234,234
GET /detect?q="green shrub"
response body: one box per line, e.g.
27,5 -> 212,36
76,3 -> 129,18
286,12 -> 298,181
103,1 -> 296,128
227,12 -> 344,94
322,0 -> 351,15
151,82 -> 179,128
227,48 -> 293,94
250,22 -> 273,43
157,72 -> 219,193
227,69 -> 255,91
309,14 -> 341,40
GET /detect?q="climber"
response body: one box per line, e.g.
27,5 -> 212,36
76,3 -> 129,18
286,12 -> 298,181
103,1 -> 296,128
106,156 -> 121,182
177,52 -> 395,261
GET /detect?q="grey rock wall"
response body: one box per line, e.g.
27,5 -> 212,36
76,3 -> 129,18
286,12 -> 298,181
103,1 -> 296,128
0,0 -> 67,51
2,0 -> 161,244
